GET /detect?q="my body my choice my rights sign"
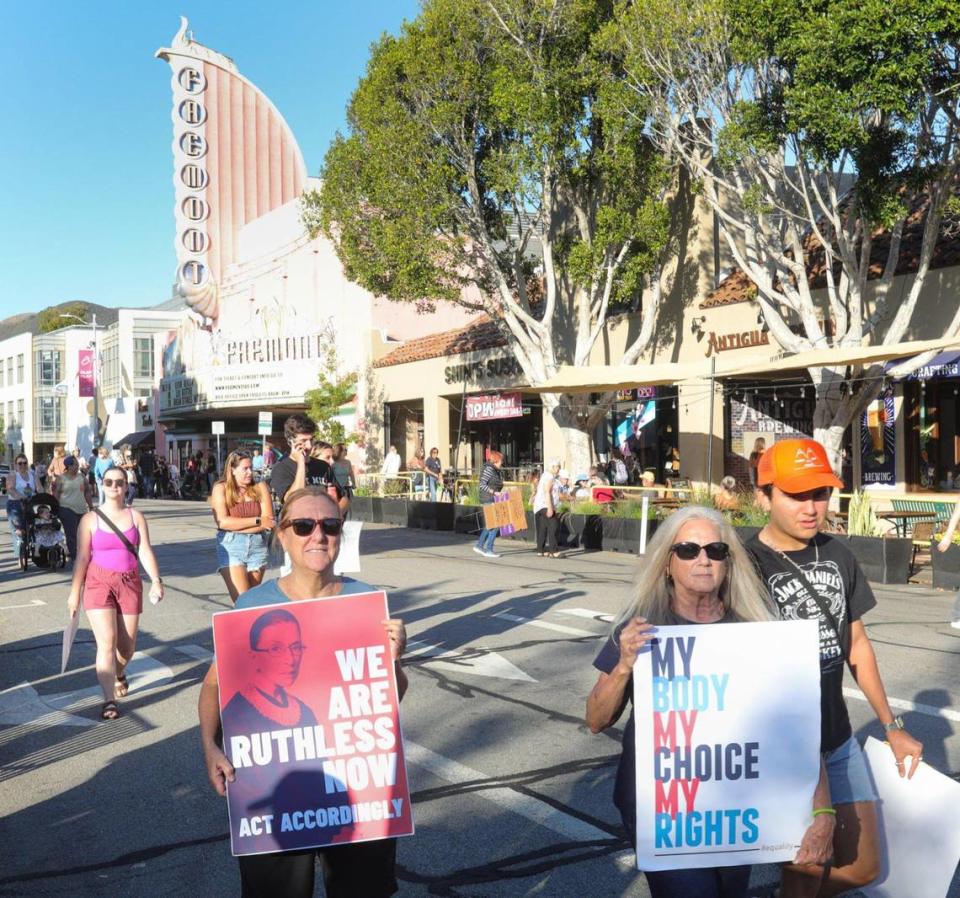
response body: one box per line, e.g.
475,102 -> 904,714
212,591 -> 414,857
633,620 -> 820,870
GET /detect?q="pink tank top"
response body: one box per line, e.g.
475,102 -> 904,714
91,513 -> 140,572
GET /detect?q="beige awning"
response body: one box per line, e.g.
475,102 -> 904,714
529,335 -> 960,394
719,335 -> 960,378
526,360 -> 714,394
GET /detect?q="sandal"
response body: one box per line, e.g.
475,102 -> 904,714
101,701 -> 120,721
114,672 -> 129,698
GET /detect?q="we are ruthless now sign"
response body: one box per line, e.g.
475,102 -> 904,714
466,392 -> 523,421
213,592 -> 414,857
633,621 -> 820,871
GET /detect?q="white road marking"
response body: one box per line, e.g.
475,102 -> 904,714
176,644 -> 214,663
0,653 -> 174,728
404,740 -> 610,842
553,608 -> 614,624
406,640 -> 535,682
492,611 -> 594,637
843,687 -> 960,723
0,599 -> 46,610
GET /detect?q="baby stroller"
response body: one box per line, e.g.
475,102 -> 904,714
18,493 -> 68,571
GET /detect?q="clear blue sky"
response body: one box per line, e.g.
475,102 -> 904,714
0,0 -> 420,321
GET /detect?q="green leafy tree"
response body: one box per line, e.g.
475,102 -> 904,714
305,344 -> 359,446
611,0 -> 960,466
303,0 -> 675,471
38,302 -> 90,333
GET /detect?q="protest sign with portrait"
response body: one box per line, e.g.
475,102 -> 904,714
213,590 -> 414,856
632,620 -> 820,870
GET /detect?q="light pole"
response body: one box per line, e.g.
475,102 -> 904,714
55,312 -> 100,449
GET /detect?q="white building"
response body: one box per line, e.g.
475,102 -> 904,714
0,307 -> 185,466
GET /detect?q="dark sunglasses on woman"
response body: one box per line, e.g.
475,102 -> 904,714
670,541 -> 730,561
281,517 -> 344,538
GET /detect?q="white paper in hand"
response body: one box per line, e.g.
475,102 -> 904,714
333,521 -> 363,575
863,735 -> 960,898
61,613 -> 80,674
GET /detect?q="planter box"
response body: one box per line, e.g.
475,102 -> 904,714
933,543 -> 960,591
602,516 -> 658,554
349,496 -> 383,524
380,498 -> 409,526
733,526 -> 762,545
847,535 -> 912,584
567,514 -> 604,551
406,500 -> 454,531
454,504 -> 483,534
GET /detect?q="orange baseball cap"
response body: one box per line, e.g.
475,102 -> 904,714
756,438 -> 843,493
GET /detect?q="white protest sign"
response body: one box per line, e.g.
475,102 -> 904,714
257,411 -> 272,436
633,620 -> 821,871
333,521 -> 363,575
863,736 -> 960,898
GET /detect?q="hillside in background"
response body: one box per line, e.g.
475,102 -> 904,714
0,302 -> 120,339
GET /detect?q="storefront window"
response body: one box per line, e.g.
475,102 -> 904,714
34,349 -> 62,386
904,376 -> 960,490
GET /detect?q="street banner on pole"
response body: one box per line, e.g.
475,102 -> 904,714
213,591 -> 414,857
632,620 -> 820,871
257,411 -> 273,436
78,349 -> 95,398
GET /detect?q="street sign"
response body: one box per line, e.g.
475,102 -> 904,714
211,421 -> 225,435
257,411 -> 272,435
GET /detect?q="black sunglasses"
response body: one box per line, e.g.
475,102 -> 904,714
671,541 -> 730,562
282,517 -> 343,538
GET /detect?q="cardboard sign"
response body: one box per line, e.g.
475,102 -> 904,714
482,489 -> 527,532
863,736 -> 960,898
213,591 -> 414,856
632,620 -> 820,870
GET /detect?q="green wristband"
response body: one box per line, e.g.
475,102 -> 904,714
812,807 -> 836,817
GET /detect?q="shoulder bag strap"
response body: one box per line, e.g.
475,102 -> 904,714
784,550 -> 851,661
95,508 -> 140,560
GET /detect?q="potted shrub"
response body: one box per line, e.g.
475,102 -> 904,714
349,486 -> 382,524
846,492 -> 912,584
933,531 -> 960,591
729,495 -> 768,545
602,502 -> 658,554
566,500 -> 604,551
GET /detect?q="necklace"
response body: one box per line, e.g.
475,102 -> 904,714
774,539 -> 819,577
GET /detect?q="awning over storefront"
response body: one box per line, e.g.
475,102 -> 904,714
892,351 -> 960,381
529,335 -> 960,393
111,431 -> 156,449
527,360 -> 714,394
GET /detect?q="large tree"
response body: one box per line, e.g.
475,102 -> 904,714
303,0 -> 675,470
610,0 -> 960,465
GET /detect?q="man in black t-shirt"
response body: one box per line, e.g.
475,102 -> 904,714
269,414 -> 340,506
748,438 -> 922,897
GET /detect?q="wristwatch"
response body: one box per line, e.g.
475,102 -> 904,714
883,716 -> 905,732
255,517 -> 261,527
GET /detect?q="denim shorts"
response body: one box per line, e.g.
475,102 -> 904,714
216,530 -> 269,572
825,734 -> 877,804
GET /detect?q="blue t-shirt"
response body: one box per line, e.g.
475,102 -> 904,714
234,576 -> 375,609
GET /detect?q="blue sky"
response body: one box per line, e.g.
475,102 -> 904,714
0,1 -> 419,321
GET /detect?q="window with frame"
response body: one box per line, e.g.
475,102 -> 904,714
101,344 -> 119,391
16,399 -> 23,426
6,402 -> 12,428
17,353 -> 24,383
35,396 -> 63,432
0,362 -> 4,387
5,358 -> 11,385
35,349 -> 62,386
134,337 -> 154,379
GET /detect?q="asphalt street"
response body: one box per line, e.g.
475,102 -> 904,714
1,500 -> 959,897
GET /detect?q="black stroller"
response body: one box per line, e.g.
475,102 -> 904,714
18,493 -> 68,571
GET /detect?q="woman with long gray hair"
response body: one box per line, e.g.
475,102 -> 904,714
586,506 -> 834,898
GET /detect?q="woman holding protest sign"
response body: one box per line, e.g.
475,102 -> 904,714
585,506 -> 833,898
198,486 -> 407,898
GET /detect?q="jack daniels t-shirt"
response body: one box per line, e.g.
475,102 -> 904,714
746,532 -> 877,753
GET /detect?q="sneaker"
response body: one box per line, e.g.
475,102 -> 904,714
483,550 -> 500,558
472,546 -> 485,556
